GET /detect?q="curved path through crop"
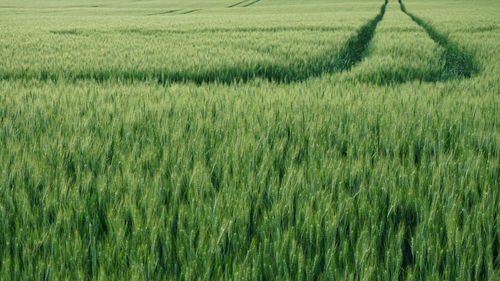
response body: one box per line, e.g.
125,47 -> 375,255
1,0 -> 478,84
0,1 -> 387,84
398,0 -> 479,80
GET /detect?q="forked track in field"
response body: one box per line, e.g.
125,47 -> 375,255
1,0 -> 388,84
398,0 -> 479,79
227,0 -> 250,8
242,0 -> 261,7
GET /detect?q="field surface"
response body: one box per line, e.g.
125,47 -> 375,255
0,0 -> 499,280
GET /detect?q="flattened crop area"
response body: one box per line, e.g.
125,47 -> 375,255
0,0 -> 499,280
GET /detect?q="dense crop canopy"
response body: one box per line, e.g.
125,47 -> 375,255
0,0 -> 498,280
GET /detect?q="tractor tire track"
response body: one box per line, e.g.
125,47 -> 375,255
1,0 -> 388,84
228,0 -> 250,8
147,10 -> 180,16
398,0 -> 479,79
332,0 -> 387,72
181,9 -> 201,15
242,0 -> 260,8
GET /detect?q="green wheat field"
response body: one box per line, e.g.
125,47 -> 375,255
0,0 -> 499,280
